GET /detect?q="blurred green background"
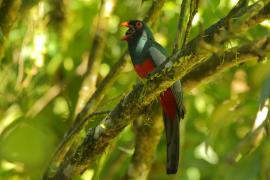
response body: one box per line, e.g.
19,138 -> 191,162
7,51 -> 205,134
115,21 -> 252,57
0,0 -> 270,179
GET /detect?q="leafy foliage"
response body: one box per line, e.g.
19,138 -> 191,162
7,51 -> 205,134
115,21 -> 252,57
0,0 -> 269,179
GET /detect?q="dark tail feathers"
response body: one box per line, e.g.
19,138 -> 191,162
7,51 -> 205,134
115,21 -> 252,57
163,114 -> 179,174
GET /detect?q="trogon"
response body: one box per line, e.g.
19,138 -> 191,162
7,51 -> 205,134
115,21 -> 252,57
121,20 -> 185,174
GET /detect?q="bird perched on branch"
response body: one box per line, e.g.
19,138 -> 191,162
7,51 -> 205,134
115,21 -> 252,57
121,20 -> 185,174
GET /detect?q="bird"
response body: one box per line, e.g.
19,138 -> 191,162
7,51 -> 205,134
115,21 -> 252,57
121,20 -> 185,174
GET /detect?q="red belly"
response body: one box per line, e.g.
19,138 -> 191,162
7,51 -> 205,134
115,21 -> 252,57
134,59 -> 155,78
134,59 -> 177,120
159,89 -> 177,120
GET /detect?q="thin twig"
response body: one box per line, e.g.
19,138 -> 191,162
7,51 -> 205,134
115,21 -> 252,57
83,111 -> 110,122
181,0 -> 199,48
16,18 -> 33,89
26,84 -> 63,118
173,0 -> 189,53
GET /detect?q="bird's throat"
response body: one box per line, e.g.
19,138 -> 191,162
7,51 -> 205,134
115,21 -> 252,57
135,31 -> 148,55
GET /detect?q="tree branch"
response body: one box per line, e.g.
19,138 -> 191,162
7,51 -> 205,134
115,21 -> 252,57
46,1 -> 270,178
55,36 -> 270,178
124,11 -> 270,176
70,1 -> 270,155
26,83 -> 63,118
225,95 -> 270,164
124,104 -> 163,180
181,0 -> 199,48
183,36 -> 270,91
0,0 -> 40,81
74,0 -> 116,116
173,0 -> 189,53
43,1 -> 167,178
225,113 -> 270,164
124,25 -> 270,180
180,1 -> 269,58
143,0 -> 166,27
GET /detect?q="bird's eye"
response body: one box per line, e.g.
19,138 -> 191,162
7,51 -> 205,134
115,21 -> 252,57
136,21 -> 143,29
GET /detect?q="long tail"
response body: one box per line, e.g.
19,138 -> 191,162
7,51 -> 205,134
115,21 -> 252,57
163,114 -> 180,174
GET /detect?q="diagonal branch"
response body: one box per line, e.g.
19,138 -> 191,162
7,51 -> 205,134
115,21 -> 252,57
123,33 -> 270,180
225,95 -> 270,164
70,1 -> 270,156
225,113 -> 270,164
73,1 -> 270,139
54,35 -> 270,178
183,37 -> 270,91
124,104 -> 163,180
43,0 -> 167,178
111,2 -> 270,179
47,1 -> 270,177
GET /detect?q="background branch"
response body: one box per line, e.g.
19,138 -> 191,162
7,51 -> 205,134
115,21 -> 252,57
181,0 -> 199,48
173,0 -> 189,53
74,0 -> 116,116
226,114 -> 270,164
183,36 -> 270,91
124,104 -> 163,180
26,83 -> 63,118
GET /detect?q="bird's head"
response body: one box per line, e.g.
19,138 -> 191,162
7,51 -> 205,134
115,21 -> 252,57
120,20 -> 153,42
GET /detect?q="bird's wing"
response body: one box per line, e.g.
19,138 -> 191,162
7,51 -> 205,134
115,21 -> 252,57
171,80 -> 185,119
148,42 -> 168,66
149,42 -> 185,119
